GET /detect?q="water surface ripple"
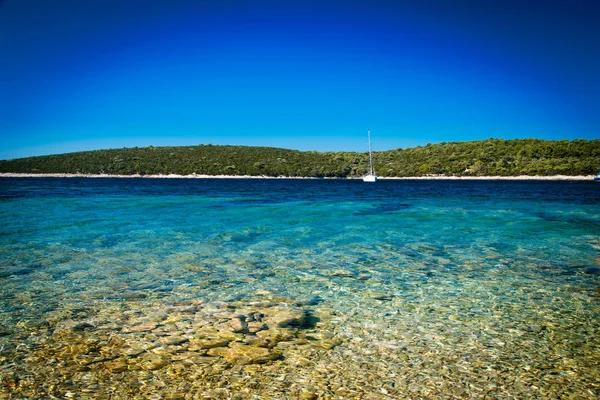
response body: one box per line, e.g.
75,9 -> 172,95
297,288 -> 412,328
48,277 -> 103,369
1,178 -> 599,399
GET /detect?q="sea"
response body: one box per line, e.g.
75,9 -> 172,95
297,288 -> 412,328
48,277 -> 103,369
1,177 -> 599,399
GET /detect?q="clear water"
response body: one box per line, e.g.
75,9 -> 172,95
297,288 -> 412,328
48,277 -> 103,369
1,178 -> 599,398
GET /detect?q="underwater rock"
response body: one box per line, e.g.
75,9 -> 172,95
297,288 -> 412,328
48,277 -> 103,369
72,322 -> 95,332
190,337 -> 231,350
121,345 -> 149,357
294,295 -> 322,306
181,354 -> 219,365
255,328 -> 296,344
370,293 -> 394,301
104,359 -> 128,373
327,268 -> 355,278
139,354 -> 169,371
159,335 -> 188,346
299,389 -> 319,400
265,306 -> 306,328
229,316 -> 248,333
122,321 -> 158,333
207,343 -> 281,365
54,319 -> 89,333
247,321 -> 267,333
584,266 -> 600,275
204,328 -> 242,341
0,267 -> 34,277
151,346 -> 177,356
16,319 -> 50,331
121,292 -> 148,300
190,328 -> 240,349
309,338 -> 341,350
242,335 -> 271,348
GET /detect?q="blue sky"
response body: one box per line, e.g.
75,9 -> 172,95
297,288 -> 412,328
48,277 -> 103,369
1,0 -> 598,159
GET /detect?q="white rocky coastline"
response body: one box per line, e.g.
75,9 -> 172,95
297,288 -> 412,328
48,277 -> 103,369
0,172 -> 595,180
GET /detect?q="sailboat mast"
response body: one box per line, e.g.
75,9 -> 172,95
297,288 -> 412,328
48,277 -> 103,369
368,129 -> 374,175
362,129 -> 377,182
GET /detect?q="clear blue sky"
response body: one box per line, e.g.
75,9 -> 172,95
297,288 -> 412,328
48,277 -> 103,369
1,0 -> 598,160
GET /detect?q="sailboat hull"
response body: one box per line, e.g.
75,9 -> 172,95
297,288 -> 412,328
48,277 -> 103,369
363,174 -> 377,182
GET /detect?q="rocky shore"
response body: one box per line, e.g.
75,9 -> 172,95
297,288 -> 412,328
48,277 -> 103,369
0,172 -> 595,180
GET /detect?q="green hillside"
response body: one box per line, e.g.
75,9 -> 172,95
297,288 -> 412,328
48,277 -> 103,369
1,139 -> 599,177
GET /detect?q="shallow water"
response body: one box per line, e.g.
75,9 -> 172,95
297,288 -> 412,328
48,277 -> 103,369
1,178 -> 599,399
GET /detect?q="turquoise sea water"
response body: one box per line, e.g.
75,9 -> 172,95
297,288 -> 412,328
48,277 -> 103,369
1,178 -> 599,399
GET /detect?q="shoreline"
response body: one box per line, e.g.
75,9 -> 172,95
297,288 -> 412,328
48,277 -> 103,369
0,172 -> 595,180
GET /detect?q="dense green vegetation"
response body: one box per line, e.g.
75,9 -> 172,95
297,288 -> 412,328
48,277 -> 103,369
1,139 -> 599,177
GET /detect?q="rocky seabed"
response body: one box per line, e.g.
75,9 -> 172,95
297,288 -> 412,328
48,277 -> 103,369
2,290 -> 600,399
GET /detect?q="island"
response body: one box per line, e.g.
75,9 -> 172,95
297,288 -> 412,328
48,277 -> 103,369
1,138 -> 598,179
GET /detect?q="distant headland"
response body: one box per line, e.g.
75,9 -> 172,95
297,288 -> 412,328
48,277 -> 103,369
1,138 -> 598,179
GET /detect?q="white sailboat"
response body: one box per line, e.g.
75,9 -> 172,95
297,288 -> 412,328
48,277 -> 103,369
363,129 -> 377,182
